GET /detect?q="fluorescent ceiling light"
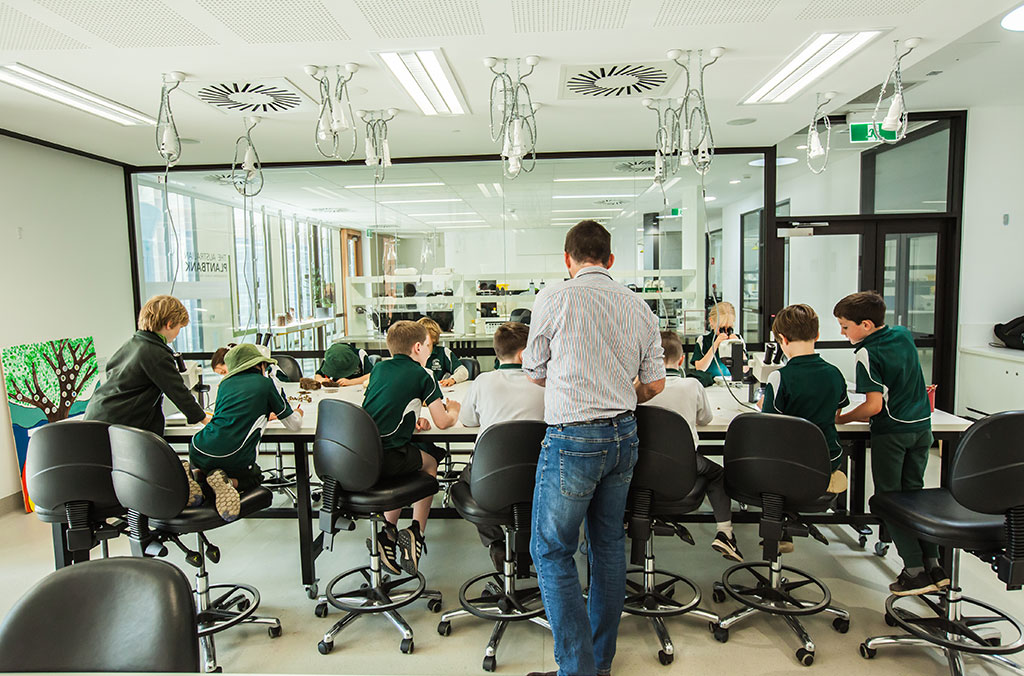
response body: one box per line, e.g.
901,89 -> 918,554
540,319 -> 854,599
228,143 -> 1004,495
426,220 -> 485,224
492,183 -> 503,196
302,186 -> 344,199
344,182 -> 444,189
408,211 -> 477,217
1002,4 -> 1024,30
795,145 -> 808,150
748,157 -> 799,167
477,183 -> 492,198
729,179 -> 742,184
553,194 -> 637,199
552,208 -> 623,213
380,198 -> 463,204
438,224 -> 488,230
743,31 -> 883,104
377,49 -> 468,116
921,200 -> 947,204
704,196 -> 717,202
0,63 -> 156,126
554,176 -> 647,182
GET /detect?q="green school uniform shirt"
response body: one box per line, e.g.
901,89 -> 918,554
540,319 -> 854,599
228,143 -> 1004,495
853,325 -> 931,435
688,331 -> 733,387
190,371 -> 294,473
362,354 -> 442,451
426,345 -> 463,383
762,354 -> 850,470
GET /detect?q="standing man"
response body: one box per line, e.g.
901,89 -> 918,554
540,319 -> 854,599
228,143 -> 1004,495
523,221 -> 666,676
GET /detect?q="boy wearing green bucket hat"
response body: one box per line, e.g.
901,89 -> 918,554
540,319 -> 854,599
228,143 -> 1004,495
315,342 -> 374,386
189,343 -> 304,521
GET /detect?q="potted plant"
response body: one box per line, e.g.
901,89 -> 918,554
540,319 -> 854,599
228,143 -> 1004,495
311,269 -> 332,319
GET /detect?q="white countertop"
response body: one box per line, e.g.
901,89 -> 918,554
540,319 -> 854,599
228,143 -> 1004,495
960,344 -> 1024,365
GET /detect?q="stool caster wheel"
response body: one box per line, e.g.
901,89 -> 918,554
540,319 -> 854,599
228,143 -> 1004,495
859,643 -> 876,659
318,640 -> 333,655
311,491 -> 322,503
796,648 -> 814,666
268,624 -> 282,638
185,552 -> 203,568
206,545 -> 221,564
400,638 -> 414,654
314,603 -> 329,618
306,583 -> 319,599
884,612 -> 897,627
712,588 -> 726,603
858,535 -> 867,548
437,621 -> 451,636
482,655 -> 497,672
874,541 -> 889,557
710,623 -> 729,643
986,636 -> 1003,647
211,667 -> 222,673
427,598 -> 443,613
658,650 -> 673,665
832,617 -> 850,633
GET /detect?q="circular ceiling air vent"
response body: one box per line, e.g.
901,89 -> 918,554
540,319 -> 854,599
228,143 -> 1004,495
596,198 -> 627,206
566,64 -> 669,97
204,173 -> 237,185
614,159 -> 655,174
197,82 -> 303,113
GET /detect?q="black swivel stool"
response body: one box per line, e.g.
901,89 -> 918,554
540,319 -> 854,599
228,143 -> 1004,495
0,557 -> 200,672
861,410 -> 1024,675
461,357 -> 481,380
622,406 -> 720,666
313,399 -> 443,656
263,353 -> 303,503
25,420 -> 126,567
710,413 -> 850,667
274,353 -> 303,382
108,425 -> 282,673
367,353 -> 382,368
437,420 -> 550,672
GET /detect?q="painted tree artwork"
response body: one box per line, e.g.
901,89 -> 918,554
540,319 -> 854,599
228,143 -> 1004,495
2,337 -> 99,512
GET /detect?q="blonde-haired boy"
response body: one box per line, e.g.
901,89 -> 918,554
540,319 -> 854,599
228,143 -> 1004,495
418,317 -> 469,387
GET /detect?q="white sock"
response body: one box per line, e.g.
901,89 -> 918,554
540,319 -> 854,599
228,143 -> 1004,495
717,523 -> 733,539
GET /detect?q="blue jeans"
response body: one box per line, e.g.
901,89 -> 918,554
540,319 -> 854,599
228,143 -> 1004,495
530,413 -> 638,676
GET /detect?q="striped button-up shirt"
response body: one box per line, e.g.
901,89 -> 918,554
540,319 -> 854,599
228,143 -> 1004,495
522,266 -> 666,425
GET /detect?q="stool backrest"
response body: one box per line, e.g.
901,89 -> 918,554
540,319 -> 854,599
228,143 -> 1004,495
471,420 -> 547,513
367,354 -> 382,368
26,420 -> 121,518
108,425 -> 188,519
509,308 -> 532,325
724,412 -> 830,509
633,406 -> 698,502
274,354 -> 303,382
462,357 -> 481,381
951,411 -> 1024,514
0,557 -> 199,672
314,399 -> 382,492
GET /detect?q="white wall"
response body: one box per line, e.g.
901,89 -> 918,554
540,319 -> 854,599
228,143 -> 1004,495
0,136 -> 134,501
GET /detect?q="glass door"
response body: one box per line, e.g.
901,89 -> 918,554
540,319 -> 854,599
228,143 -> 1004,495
740,209 -> 762,342
784,231 -> 862,342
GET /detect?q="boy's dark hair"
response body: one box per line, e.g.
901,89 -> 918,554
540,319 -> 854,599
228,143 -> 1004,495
211,343 -> 236,370
833,291 -> 886,326
772,304 -> 819,342
564,220 -> 611,265
660,330 -> 684,365
493,322 -> 530,361
386,320 -> 428,356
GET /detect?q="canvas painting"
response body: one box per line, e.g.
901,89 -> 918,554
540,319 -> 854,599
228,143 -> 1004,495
2,337 -> 99,512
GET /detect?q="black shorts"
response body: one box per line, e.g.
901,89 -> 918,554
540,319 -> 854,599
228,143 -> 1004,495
381,441 -> 446,478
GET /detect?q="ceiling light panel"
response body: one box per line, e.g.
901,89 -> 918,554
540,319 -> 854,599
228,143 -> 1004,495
553,194 -> 637,199
743,31 -> 883,104
554,177 -> 646,182
377,48 -> 468,116
0,63 -> 155,125
381,198 -> 463,204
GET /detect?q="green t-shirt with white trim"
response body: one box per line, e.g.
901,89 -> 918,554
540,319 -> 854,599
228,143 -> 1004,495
853,325 -> 931,435
362,354 -> 442,450
426,345 -> 463,383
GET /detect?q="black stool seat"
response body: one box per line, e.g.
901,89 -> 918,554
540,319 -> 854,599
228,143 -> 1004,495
336,472 -> 437,513
32,503 -> 125,523
870,489 -> 1006,551
801,493 -> 838,514
151,487 -> 273,533
450,480 -> 509,526
652,476 -> 708,515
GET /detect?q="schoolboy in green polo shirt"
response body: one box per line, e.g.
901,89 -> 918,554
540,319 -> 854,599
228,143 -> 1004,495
362,320 -> 461,575
418,317 -> 469,387
834,291 -> 943,597
315,341 -> 374,386
190,344 -> 303,522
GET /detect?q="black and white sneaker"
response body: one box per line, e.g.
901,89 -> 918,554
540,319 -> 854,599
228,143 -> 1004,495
890,569 -> 938,597
929,566 -> 951,590
369,525 -> 402,574
181,461 -> 204,508
711,532 -> 743,562
397,522 -> 427,575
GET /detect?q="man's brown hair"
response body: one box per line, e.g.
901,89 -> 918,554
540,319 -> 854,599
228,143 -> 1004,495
138,295 -> 190,332
564,220 -> 611,265
417,316 -> 442,344
386,320 -> 428,356
772,304 -> 819,342
833,291 -> 886,326
493,322 -> 530,361
660,330 -> 684,365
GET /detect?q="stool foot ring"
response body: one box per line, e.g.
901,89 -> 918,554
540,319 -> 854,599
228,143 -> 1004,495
458,570 -> 545,622
197,583 -> 263,636
624,567 -> 701,617
721,562 -> 831,617
325,565 -> 425,614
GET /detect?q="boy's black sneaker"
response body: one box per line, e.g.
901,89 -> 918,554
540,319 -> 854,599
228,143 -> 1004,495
397,522 -> 427,575
369,525 -> 402,574
930,566 -> 951,590
890,569 -> 938,597
711,532 -> 743,562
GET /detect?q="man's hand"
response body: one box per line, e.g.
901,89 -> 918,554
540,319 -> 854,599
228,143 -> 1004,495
440,377 -> 456,387
635,378 -> 666,404
416,417 -> 431,431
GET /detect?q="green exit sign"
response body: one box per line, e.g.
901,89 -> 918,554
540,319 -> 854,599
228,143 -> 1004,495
849,122 -> 898,143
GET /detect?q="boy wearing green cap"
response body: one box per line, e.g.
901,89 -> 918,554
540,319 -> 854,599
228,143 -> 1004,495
190,343 -> 304,521
315,342 -> 374,386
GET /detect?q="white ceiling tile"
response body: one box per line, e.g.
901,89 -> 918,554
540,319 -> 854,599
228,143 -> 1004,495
30,0 -> 216,48
0,2 -> 86,50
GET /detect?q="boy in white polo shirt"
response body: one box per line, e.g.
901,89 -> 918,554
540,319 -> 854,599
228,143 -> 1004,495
459,322 -> 546,569
642,330 -> 742,562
